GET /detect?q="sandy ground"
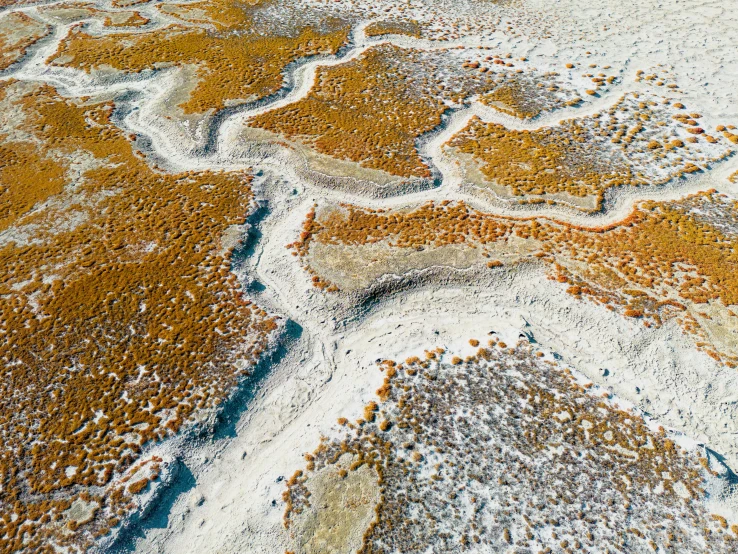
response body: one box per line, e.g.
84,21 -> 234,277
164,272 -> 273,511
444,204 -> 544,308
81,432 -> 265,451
1,0 -> 738,551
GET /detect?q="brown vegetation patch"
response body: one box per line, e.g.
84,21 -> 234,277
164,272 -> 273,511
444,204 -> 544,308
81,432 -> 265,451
449,116 -> 632,203
478,70 -> 582,119
38,3 -> 150,27
294,193 -> 738,364
364,19 -> 422,38
0,138 -> 67,231
0,80 -> 277,551
447,94 -> 733,208
50,0 -> 350,114
251,44 -> 456,178
103,10 -> 150,28
111,0 -> 149,7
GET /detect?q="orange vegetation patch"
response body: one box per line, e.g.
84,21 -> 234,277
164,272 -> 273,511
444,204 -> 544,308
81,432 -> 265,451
0,140 -> 67,231
38,3 -> 150,27
156,0 -> 263,29
50,0 -> 350,114
364,18 -> 422,38
0,80 -> 278,551
103,11 -> 149,28
251,44 -> 576,178
448,116 -> 635,202
0,12 -> 50,71
539,195 -> 738,307
251,44 -> 450,178
447,94 -> 733,208
0,0 -> 32,7
295,193 -> 738,365
294,201 -> 513,254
